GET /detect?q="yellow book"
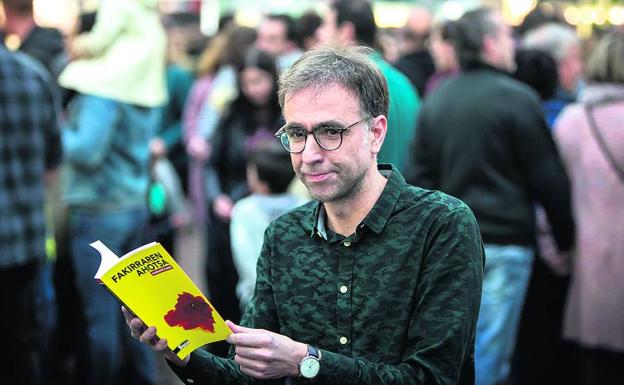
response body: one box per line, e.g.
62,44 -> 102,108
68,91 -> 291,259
91,240 -> 231,360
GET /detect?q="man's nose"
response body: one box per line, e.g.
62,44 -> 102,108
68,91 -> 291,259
301,134 -> 323,163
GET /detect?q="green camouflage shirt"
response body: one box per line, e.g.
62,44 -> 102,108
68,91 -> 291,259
171,164 -> 484,385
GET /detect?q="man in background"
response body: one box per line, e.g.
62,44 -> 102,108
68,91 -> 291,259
316,0 -> 419,173
0,0 -> 65,76
0,44 -> 62,385
394,6 -> 436,97
409,8 -> 574,385
256,14 -> 302,72
523,22 -> 583,127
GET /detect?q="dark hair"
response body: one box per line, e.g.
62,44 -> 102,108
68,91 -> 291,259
295,11 -> 322,49
2,0 -> 33,15
438,20 -> 458,42
518,6 -> 567,38
78,12 -> 97,34
513,48 -> 558,100
266,14 -> 297,43
331,0 -> 377,47
232,49 -> 282,131
221,26 -> 257,69
248,140 -> 294,194
453,7 -> 499,70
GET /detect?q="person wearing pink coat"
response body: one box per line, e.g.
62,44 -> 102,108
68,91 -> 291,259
554,30 -> 624,385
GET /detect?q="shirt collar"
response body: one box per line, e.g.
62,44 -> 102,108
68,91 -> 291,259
308,164 -> 405,238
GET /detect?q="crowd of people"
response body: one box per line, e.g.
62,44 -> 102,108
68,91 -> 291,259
1,0 -> 623,384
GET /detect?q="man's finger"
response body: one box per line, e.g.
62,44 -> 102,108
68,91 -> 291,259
228,331 -> 273,348
226,320 -> 264,334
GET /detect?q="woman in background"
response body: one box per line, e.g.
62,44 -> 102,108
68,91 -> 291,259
554,30 -> 624,385
203,49 -> 282,357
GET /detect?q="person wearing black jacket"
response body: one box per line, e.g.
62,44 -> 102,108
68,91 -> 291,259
407,8 -> 574,385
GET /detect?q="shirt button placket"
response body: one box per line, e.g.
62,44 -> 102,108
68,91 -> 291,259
336,238 -> 353,354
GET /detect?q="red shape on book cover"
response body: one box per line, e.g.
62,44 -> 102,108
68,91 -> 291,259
164,292 -> 216,332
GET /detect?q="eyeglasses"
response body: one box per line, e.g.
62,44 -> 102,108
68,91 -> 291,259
275,117 -> 370,154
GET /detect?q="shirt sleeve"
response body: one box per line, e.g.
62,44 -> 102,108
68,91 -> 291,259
72,0 -> 128,57
308,205 -> 484,385
511,94 -> 575,252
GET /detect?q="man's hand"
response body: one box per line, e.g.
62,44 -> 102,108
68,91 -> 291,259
226,321 -> 308,379
122,306 -> 190,367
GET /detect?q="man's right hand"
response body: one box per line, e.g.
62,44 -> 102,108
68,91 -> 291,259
122,306 -> 190,367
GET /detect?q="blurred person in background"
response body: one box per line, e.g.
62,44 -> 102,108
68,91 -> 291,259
146,13 -> 196,252
230,140 -> 305,311
523,23 -> 583,127
316,0 -> 419,173
58,0 -> 167,384
295,10 -> 322,51
255,14 -> 302,72
394,6 -> 435,97
203,48 -> 283,357
510,47 -> 578,385
554,30 -> 624,385
408,8 -> 574,385
0,44 -> 61,385
425,20 -> 460,96
195,25 -> 256,152
513,48 -> 559,101
0,0 -> 65,77
183,24 -> 256,228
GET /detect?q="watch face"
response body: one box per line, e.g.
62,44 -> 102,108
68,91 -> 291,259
300,357 -> 320,378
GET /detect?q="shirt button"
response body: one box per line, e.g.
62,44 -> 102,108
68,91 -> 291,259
186,379 -> 195,384
339,285 -> 348,294
339,336 -> 348,345
343,240 -> 351,247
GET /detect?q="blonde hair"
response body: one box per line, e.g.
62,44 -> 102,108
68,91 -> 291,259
585,30 -> 624,85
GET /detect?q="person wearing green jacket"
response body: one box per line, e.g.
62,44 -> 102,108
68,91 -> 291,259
316,0 -> 420,173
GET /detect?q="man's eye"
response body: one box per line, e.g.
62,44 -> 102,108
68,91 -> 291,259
319,126 -> 341,137
288,130 -> 307,140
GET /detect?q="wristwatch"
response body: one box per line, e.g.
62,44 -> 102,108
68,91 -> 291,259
298,344 -> 321,379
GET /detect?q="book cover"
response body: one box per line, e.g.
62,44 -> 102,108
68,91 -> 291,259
91,240 -> 231,360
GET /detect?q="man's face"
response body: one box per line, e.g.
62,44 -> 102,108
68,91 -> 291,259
487,13 -> 516,72
283,84 -> 376,203
558,43 -> 583,93
256,19 -> 289,56
316,9 -> 340,44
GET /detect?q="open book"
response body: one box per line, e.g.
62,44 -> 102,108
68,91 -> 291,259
92,241 -> 231,359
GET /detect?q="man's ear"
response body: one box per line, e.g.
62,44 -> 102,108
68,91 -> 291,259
337,21 -> 356,43
369,115 -> 387,155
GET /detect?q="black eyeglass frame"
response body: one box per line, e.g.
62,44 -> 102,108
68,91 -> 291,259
274,117 -> 371,154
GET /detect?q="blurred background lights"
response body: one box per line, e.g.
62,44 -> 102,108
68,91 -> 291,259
503,0 -> 536,26
440,1 -> 465,21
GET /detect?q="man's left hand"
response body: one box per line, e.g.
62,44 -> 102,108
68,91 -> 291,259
226,320 -> 308,379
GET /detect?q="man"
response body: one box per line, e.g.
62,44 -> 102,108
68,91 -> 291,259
408,8 -> 574,385
126,43 -> 484,385
394,6 -> 436,97
522,22 -> 583,127
256,14 -> 303,72
1,0 -> 65,76
0,45 -> 62,385
316,0 -> 419,173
